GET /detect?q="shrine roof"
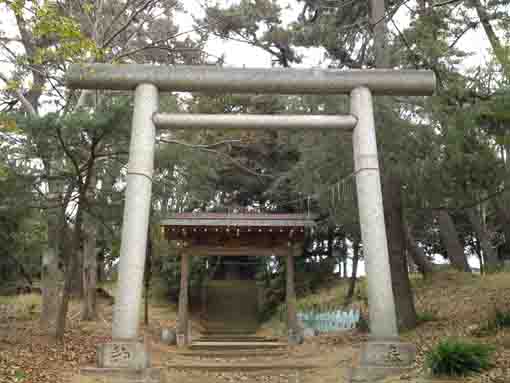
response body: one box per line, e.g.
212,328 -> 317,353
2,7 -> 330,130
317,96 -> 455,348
160,213 -> 316,228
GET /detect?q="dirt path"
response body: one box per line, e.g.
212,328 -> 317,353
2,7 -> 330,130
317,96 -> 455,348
154,332 -> 360,383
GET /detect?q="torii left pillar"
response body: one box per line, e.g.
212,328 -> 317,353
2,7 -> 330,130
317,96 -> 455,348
95,84 -> 158,371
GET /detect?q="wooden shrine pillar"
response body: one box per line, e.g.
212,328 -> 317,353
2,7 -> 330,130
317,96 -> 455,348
177,252 -> 190,347
286,248 -> 300,344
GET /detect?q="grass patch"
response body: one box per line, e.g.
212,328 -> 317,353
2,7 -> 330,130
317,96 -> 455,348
426,338 -> 494,377
417,311 -> 439,324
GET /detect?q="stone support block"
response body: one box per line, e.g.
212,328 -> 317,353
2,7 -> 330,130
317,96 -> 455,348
349,341 -> 416,382
96,341 -> 150,370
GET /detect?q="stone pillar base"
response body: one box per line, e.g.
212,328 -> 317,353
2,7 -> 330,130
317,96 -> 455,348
348,341 -> 416,382
176,333 -> 187,347
78,367 -> 162,383
176,325 -> 192,347
96,341 -> 150,370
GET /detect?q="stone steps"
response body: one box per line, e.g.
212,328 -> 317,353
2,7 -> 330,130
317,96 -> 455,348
197,336 -> 278,343
189,341 -> 287,351
165,362 -> 318,372
201,327 -> 257,336
176,349 -> 288,358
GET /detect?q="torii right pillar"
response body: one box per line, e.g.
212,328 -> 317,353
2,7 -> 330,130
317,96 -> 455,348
349,87 -> 416,382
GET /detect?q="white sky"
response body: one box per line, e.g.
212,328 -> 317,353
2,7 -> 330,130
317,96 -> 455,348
176,0 -> 492,70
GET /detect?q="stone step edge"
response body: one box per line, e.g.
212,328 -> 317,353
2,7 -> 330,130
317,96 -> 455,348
165,363 -> 319,371
176,350 -> 288,358
189,346 -> 287,351
197,337 -> 281,343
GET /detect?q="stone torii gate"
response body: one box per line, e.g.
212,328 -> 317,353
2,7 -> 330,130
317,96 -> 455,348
67,64 -> 435,380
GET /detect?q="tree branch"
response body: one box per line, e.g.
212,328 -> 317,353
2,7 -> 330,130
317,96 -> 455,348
101,0 -> 162,49
158,138 -> 274,179
433,0 -> 463,6
0,73 -> 37,117
158,138 -> 242,149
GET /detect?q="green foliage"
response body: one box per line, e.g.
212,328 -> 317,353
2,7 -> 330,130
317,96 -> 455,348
493,308 -> 510,328
356,312 -> 369,333
416,311 -> 439,324
426,339 -> 494,377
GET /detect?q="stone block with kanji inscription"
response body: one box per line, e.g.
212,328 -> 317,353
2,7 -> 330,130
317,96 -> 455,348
96,341 -> 150,370
348,341 -> 416,382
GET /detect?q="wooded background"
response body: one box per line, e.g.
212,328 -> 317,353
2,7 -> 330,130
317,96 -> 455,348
0,0 -> 509,340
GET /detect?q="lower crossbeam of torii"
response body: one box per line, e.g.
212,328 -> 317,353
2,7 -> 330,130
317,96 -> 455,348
66,64 -> 436,382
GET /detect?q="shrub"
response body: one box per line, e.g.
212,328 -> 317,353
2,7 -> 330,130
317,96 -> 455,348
426,339 -> 493,377
475,307 -> 510,336
356,312 -> 369,333
494,308 -> 510,329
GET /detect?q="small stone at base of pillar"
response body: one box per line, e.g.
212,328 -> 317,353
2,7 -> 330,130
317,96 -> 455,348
287,328 -> 304,345
348,341 -> 416,382
78,367 -> 163,383
96,341 -> 150,370
161,328 -> 177,345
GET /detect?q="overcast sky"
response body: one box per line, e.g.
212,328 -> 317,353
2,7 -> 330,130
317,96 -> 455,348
176,0 -> 492,70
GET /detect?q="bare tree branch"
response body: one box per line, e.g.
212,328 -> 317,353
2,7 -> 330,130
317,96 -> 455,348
101,0 -> 161,49
433,0 -> 463,7
158,138 -> 273,179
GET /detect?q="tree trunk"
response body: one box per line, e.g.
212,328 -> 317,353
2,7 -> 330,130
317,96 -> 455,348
345,238 -> 360,304
97,250 -> 105,283
493,197 -> 510,261
55,239 -> 77,341
55,196 -> 86,341
81,169 -> 98,321
40,180 -> 65,336
437,209 -> 471,272
70,248 -> 84,297
471,0 -> 510,80
404,224 -> 434,277
383,173 -> 418,331
369,0 -> 389,68
468,207 -> 500,271
55,156 -> 97,341
6,253 -> 33,286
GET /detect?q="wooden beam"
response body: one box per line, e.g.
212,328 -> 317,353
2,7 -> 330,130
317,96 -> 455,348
184,246 -> 300,257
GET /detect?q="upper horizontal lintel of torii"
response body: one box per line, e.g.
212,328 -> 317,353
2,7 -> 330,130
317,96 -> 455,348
66,63 -> 436,96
